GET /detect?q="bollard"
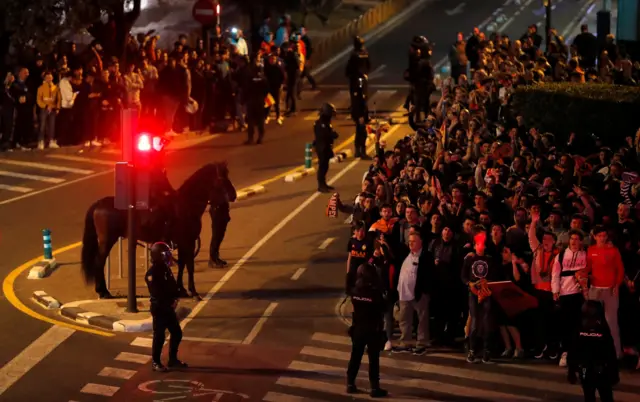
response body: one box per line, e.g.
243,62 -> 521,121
118,237 -> 123,279
42,229 -> 53,260
305,143 -> 313,169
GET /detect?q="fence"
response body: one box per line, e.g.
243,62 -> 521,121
105,237 -> 151,291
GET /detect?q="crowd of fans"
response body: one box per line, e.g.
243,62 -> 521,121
0,14 -> 316,152
337,22 -> 640,376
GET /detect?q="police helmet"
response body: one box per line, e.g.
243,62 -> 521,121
150,242 -> 174,266
319,102 -> 337,118
353,36 -> 365,50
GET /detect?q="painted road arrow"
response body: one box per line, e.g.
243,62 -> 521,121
445,2 -> 466,16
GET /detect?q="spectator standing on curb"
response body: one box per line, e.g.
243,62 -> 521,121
36,71 -> 61,149
243,57 -> 269,145
11,67 -> 33,150
124,63 -> 144,114
300,27 -> 317,90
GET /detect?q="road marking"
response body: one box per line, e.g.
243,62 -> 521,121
497,0 -> 535,32
263,391 -> 326,402
304,91 -> 350,120
130,337 -> 153,348
182,336 -> 243,344
115,352 -> 151,364
0,170 -> 65,183
445,2 -> 466,16
0,159 -> 94,175
80,383 -> 120,397
290,268 -> 306,281
98,366 -> 137,380
0,169 -> 113,206
368,90 -> 397,106
318,237 -> 335,250
368,64 -> 386,80
181,124 -> 402,331
561,0 -> 596,38
46,154 -> 115,166
0,184 -> 32,193
242,302 -> 278,344
0,326 -> 75,396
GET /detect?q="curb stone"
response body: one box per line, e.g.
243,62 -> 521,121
285,167 -> 317,183
330,149 -> 353,163
32,291 -> 61,309
236,185 -> 266,201
59,304 -> 191,332
28,258 -> 57,279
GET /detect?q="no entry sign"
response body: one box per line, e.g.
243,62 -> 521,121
192,0 -> 219,26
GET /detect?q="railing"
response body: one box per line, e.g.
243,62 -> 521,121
105,237 -> 150,291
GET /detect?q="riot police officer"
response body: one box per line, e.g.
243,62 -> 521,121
351,76 -> 370,159
347,263 -> 388,398
145,242 -> 187,372
208,188 -> 230,268
407,36 -> 434,122
345,36 -> 371,107
244,56 -> 270,145
313,103 -> 339,192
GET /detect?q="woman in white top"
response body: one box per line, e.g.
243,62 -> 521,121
552,229 -> 588,367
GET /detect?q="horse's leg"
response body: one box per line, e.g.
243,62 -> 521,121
94,237 -> 118,299
184,242 -> 200,300
175,246 -> 189,298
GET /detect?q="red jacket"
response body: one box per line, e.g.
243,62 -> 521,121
587,244 -> 625,288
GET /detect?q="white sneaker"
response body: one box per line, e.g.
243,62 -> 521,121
37,141 -> 45,150
49,140 -> 60,149
384,341 -> 392,351
277,117 -> 283,125
559,352 -> 568,367
90,139 -> 102,147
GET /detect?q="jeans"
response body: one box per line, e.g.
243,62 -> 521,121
398,295 -> 430,348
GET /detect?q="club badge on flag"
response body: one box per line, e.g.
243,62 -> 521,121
264,93 -> 275,108
487,281 -> 539,318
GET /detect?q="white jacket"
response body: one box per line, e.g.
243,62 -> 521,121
59,77 -> 76,109
551,248 -> 587,296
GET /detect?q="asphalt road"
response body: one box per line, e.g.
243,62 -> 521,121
0,0 -> 627,401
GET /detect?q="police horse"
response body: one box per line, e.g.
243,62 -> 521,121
81,162 -> 236,300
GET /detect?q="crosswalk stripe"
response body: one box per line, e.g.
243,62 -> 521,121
46,154 -> 115,166
304,91 -> 350,121
0,170 -> 65,184
114,352 -> 150,364
0,184 -> 32,193
276,377 -> 430,402
263,391 -> 325,402
130,337 -> 153,348
0,159 -> 95,175
80,383 -> 119,396
289,360 -> 538,401
98,366 -> 137,380
299,345 -> 639,401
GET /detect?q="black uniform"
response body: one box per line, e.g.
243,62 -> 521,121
347,285 -> 386,394
350,78 -> 369,159
411,58 -> 435,123
208,190 -> 231,267
345,49 -> 370,105
145,261 -> 183,368
567,305 -> 619,402
245,65 -> 269,144
313,116 -> 338,191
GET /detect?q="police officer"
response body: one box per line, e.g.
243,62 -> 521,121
244,55 -> 270,145
408,36 -> 434,122
567,301 -> 619,402
314,103 -> 339,192
145,242 -> 187,372
346,263 -> 388,398
345,36 -> 371,107
208,188 -> 230,268
351,76 -> 370,159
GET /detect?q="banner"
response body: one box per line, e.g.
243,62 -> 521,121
488,281 -> 538,318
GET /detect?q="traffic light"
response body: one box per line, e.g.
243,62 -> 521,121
134,132 -> 166,167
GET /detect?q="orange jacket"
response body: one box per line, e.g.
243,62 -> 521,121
587,244 -> 625,288
369,218 -> 398,235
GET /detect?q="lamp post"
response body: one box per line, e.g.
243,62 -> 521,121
545,0 -> 552,51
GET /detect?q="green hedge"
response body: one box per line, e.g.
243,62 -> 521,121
511,83 -> 640,145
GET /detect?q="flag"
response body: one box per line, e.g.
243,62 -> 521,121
488,281 -> 538,318
326,193 -> 339,218
264,93 -> 275,108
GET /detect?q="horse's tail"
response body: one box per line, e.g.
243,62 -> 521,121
81,202 -> 99,284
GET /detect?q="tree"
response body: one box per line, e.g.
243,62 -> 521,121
2,0 -> 140,58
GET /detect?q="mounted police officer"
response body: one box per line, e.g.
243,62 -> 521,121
345,36 -> 371,108
351,75 -> 370,160
145,242 -> 187,372
314,103 -> 339,193
407,36 -> 434,122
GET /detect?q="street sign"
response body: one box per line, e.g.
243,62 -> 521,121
192,0 -> 219,26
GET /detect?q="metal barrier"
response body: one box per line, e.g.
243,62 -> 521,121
105,238 -> 150,291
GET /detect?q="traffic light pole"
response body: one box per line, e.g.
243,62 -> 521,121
545,0 -> 552,51
127,163 -> 138,313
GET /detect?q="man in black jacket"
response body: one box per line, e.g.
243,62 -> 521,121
314,102 -> 339,192
393,231 -> 433,355
244,58 -> 269,145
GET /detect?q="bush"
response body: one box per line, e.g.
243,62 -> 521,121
511,83 -> 640,145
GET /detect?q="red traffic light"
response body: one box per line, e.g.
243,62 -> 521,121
137,133 -> 166,152
216,4 -> 220,14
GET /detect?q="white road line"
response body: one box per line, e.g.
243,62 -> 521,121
304,91 -> 350,121
0,159 -> 94,175
114,352 -> 150,364
98,366 -> 137,380
80,383 -> 120,397
0,170 -> 65,184
130,337 -> 153,348
318,237 -> 336,250
182,336 -> 243,344
0,326 -> 75,396
0,184 -> 33,193
46,154 -> 116,166
497,0 -> 535,32
181,125 -> 402,331
242,302 -> 278,344
263,391 -> 328,402
290,268 -> 306,281
368,90 -> 397,106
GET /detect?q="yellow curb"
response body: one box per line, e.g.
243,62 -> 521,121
2,242 -> 114,337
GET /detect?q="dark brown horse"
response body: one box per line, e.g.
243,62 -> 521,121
81,162 -> 236,299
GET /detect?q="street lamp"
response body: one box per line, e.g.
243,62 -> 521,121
544,0 -> 552,51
